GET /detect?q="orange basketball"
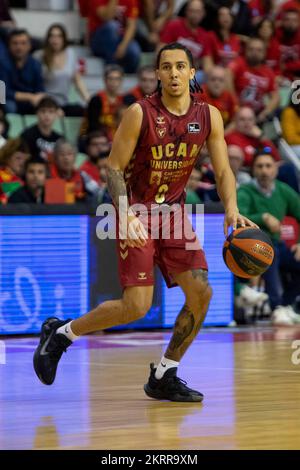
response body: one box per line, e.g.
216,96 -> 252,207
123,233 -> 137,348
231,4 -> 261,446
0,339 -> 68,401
222,227 -> 274,278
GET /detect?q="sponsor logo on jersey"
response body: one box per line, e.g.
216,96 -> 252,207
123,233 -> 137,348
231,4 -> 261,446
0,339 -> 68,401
156,116 -> 166,125
138,272 -> 147,280
156,127 -> 167,139
150,171 -> 162,186
188,122 -> 200,133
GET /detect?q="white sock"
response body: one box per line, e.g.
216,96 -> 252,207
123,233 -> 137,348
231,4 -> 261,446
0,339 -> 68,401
155,356 -> 179,380
56,321 -> 79,342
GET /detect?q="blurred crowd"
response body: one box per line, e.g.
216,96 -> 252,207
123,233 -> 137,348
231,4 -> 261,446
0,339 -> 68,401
0,0 -> 299,323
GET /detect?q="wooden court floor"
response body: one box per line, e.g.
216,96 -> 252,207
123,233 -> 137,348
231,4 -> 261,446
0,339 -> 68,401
1,326 -> 300,450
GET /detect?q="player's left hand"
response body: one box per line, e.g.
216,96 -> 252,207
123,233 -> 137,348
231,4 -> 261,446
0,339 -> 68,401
224,210 -> 259,237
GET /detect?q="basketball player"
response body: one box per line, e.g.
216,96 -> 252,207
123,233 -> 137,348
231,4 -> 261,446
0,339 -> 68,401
33,43 -> 257,402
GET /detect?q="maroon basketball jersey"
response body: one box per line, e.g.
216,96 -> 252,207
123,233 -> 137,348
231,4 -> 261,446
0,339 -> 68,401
124,93 -> 211,207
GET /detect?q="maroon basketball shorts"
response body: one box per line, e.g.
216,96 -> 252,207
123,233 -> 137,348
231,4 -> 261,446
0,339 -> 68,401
116,208 -> 208,288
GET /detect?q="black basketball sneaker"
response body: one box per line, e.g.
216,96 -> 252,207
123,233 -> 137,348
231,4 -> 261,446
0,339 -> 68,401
144,363 -> 204,402
33,317 -> 73,385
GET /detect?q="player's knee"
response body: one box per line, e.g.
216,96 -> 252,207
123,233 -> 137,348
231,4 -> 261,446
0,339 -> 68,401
190,280 -> 213,304
123,296 -> 152,323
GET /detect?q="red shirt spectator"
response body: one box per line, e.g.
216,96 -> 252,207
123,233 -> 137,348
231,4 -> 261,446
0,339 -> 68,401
229,56 -> 277,114
275,10 -> 300,80
78,0 -> 90,17
225,106 -> 281,167
0,166 -> 23,204
160,17 -> 211,63
200,85 -> 238,127
248,0 -> 275,23
225,131 -> 280,167
87,0 -> 139,35
80,160 -> 101,184
255,18 -> 281,76
208,30 -> 241,67
50,163 -> 86,201
265,37 -> 281,74
277,0 -> 300,19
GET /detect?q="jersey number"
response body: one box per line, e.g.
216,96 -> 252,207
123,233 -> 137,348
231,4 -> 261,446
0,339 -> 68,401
155,184 -> 169,204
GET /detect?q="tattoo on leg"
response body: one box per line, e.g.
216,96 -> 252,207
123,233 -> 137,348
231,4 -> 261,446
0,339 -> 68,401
191,269 -> 208,282
165,281 -> 212,362
166,304 -> 195,355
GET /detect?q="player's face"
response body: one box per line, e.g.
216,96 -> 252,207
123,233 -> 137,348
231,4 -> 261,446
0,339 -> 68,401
253,155 -> 277,186
26,164 -> 47,191
157,50 -> 195,97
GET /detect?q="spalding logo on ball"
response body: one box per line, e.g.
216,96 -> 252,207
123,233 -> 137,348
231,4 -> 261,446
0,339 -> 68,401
223,227 -> 274,278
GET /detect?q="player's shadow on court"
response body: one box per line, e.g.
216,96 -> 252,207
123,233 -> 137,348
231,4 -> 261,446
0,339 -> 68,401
33,416 -> 60,449
144,401 -> 204,447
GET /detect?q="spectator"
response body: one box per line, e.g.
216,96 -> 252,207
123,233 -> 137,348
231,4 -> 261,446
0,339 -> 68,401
276,0 -> 300,18
86,0 -> 141,73
255,18 -> 281,78
248,0 -> 276,27
0,138 -> 29,203
0,0 -> 16,43
227,144 -> 252,187
238,150 -> 300,325
160,0 -> 213,74
138,0 -> 174,51
50,139 -> 87,202
281,94 -> 300,157
225,107 -> 281,167
0,115 -> 9,148
95,151 -> 112,203
202,0 -> 253,37
185,168 -> 202,204
35,24 -> 90,116
0,0 -> 16,59
8,156 -> 47,203
208,7 -> 241,68
123,65 -> 157,105
21,96 -> 62,161
228,37 -> 280,122
275,9 -> 300,81
80,131 -> 111,183
200,66 -> 238,128
80,65 -> 124,144
0,29 -> 45,114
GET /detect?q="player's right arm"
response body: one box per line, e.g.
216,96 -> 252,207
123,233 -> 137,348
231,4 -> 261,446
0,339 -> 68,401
106,103 -> 148,248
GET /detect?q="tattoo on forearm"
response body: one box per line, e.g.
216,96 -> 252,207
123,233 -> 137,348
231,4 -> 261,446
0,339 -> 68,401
106,167 -> 127,209
166,304 -> 195,355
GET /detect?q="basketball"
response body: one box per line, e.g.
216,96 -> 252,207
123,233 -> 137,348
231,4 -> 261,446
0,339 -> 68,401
223,227 -> 274,278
